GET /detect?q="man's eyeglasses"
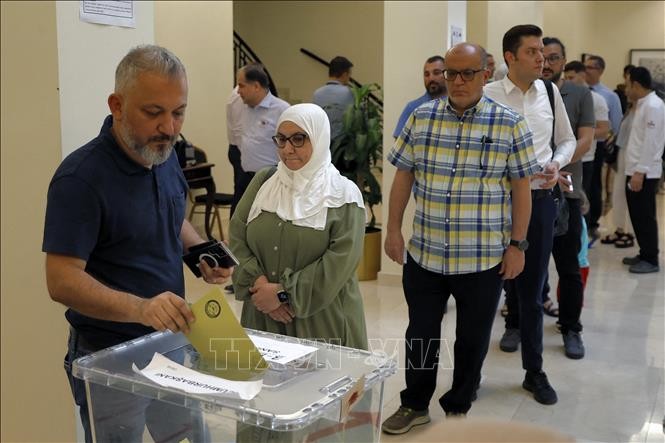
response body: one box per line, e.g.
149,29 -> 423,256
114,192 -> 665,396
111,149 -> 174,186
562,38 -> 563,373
272,133 -> 308,148
544,54 -> 563,64
443,69 -> 485,82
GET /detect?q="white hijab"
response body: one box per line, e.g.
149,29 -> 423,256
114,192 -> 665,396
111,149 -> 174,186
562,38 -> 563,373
246,103 -> 364,230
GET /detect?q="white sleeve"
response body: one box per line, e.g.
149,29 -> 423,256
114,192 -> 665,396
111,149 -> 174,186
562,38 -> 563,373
637,101 -> 665,173
594,94 -> 609,122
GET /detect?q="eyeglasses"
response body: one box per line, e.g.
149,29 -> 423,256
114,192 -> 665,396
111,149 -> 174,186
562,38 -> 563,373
544,54 -> 563,64
443,69 -> 485,82
272,133 -> 308,149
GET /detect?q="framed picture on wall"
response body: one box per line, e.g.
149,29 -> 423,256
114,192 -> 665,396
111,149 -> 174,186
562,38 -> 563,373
629,49 -> 665,90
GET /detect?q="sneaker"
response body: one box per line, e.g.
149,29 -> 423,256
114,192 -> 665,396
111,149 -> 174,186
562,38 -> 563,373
224,284 -> 235,294
563,330 -> 585,359
381,406 -> 430,435
622,255 -> 641,265
499,328 -> 520,352
629,261 -> 660,274
522,371 -> 558,405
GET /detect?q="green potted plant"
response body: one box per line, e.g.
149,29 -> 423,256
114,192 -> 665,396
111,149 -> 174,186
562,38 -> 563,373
331,83 -> 383,280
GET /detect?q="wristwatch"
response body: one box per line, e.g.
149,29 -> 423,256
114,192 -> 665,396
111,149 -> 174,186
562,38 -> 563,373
509,239 -> 529,251
276,290 -> 290,304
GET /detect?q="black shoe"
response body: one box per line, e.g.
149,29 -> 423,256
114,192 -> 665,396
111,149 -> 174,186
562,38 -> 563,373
522,371 -> 558,405
445,411 -> 466,418
563,330 -> 585,359
224,284 -> 234,294
622,255 -> 641,265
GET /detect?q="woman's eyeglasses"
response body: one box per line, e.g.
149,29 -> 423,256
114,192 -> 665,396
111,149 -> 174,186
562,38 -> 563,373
272,133 -> 308,148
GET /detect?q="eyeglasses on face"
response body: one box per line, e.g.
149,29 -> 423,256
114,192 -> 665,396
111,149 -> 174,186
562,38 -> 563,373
544,54 -> 563,64
272,132 -> 309,148
443,69 -> 485,82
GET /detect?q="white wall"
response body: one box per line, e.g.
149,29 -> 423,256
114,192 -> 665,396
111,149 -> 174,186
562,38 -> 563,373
56,0 -> 154,157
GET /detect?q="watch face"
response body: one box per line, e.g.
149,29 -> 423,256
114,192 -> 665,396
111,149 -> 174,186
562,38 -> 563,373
277,291 -> 289,303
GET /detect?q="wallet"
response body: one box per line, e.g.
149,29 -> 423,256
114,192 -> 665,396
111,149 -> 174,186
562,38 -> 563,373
183,240 -> 239,278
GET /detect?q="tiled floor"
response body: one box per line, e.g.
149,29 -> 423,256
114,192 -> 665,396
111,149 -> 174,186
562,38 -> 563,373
186,193 -> 664,442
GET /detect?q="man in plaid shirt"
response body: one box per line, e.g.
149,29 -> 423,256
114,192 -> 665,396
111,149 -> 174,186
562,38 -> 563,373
382,43 -> 539,434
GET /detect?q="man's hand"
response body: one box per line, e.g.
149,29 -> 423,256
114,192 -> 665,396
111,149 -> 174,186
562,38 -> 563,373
385,229 -> 406,264
533,161 -> 560,189
137,292 -> 195,333
629,172 -> 644,192
199,259 -> 233,285
249,282 -> 281,313
558,171 -> 573,193
268,304 -> 295,324
499,246 -> 525,280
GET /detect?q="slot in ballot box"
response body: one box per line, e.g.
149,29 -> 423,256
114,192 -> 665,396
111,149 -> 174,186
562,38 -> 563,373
73,329 -> 396,442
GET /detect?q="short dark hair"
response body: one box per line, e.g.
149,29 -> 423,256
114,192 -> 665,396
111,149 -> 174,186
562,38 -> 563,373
329,56 -> 353,77
629,66 -> 652,89
623,64 -> 636,76
426,55 -> 445,64
502,24 -> 543,62
587,55 -> 605,70
564,60 -> 585,73
241,62 -> 269,89
542,36 -> 566,58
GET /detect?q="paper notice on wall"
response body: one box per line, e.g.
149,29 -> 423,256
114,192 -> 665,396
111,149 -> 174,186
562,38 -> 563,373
133,352 -> 263,400
450,25 -> 463,47
79,1 -> 136,28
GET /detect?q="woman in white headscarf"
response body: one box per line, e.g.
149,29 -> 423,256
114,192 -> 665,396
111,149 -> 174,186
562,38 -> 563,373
229,103 -> 368,350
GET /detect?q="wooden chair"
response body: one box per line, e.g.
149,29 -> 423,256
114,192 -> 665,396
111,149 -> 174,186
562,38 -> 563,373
187,147 -> 233,240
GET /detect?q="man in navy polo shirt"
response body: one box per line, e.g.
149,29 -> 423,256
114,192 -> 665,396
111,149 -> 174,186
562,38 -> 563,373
43,45 -> 231,442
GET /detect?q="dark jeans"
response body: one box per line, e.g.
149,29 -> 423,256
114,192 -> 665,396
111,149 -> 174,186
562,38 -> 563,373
400,255 -> 503,414
504,193 -> 556,372
553,198 -> 584,333
228,144 -> 243,217
65,329 -> 207,443
585,143 -> 605,231
626,177 -> 660,265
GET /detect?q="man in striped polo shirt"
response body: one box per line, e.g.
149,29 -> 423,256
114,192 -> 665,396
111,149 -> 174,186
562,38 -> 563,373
381,43 -> 539,434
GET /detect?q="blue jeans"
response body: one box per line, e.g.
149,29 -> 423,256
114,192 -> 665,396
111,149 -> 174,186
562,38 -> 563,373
65,329 -> 208,442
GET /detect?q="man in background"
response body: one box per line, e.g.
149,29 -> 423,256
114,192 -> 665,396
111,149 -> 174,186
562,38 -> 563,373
393,55 -> 447,138
236,62 -> 289,198
622,67 -> 664,274
313,56 -> 355,139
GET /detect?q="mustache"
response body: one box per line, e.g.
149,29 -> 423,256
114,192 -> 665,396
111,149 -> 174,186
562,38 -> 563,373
148,134 -> 176,144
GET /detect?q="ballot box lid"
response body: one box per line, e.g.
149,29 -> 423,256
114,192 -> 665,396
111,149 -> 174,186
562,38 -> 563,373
73,329 -> 396,431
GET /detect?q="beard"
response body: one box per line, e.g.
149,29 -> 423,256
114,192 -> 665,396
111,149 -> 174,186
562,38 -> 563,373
427,82 -> 446,96
116,122 -> 175,166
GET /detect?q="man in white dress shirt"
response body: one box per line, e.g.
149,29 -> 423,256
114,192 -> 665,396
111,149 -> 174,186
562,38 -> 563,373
484,24 -> 576,406
236,62 -> 289,199
622,66 -> 664,274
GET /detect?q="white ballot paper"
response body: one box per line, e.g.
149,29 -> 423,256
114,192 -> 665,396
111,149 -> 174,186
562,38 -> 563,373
249,335 -> 318,365
133,353 -> 263,400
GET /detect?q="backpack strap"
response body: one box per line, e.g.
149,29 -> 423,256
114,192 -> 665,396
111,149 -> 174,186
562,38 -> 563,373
542,79 -> 556,152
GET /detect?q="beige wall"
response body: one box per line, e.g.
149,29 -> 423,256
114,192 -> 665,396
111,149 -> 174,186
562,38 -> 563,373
56,1 -> 154,157
381,1 -> 462,278
543,1 -> 665,89
234,1 -> 384,104
155,1 -> 235,195
1,2 -> 74,442
469,1 -> 664,89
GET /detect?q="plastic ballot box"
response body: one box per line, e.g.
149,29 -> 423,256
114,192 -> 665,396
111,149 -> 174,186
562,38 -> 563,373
73,329 -> 396,442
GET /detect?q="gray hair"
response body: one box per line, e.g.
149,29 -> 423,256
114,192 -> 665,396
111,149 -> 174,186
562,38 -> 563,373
114,45 -> 186,93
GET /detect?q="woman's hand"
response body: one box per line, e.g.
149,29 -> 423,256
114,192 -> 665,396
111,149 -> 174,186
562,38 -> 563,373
250,282 -> 281,313
268,304 -> 295,324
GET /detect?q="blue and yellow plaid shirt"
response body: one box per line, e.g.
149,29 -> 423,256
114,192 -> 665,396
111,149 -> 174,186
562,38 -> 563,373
389,95 -> 539,275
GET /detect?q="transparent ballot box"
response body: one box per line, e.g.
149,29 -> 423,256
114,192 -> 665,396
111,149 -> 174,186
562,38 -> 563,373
73,330 -> 396,442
